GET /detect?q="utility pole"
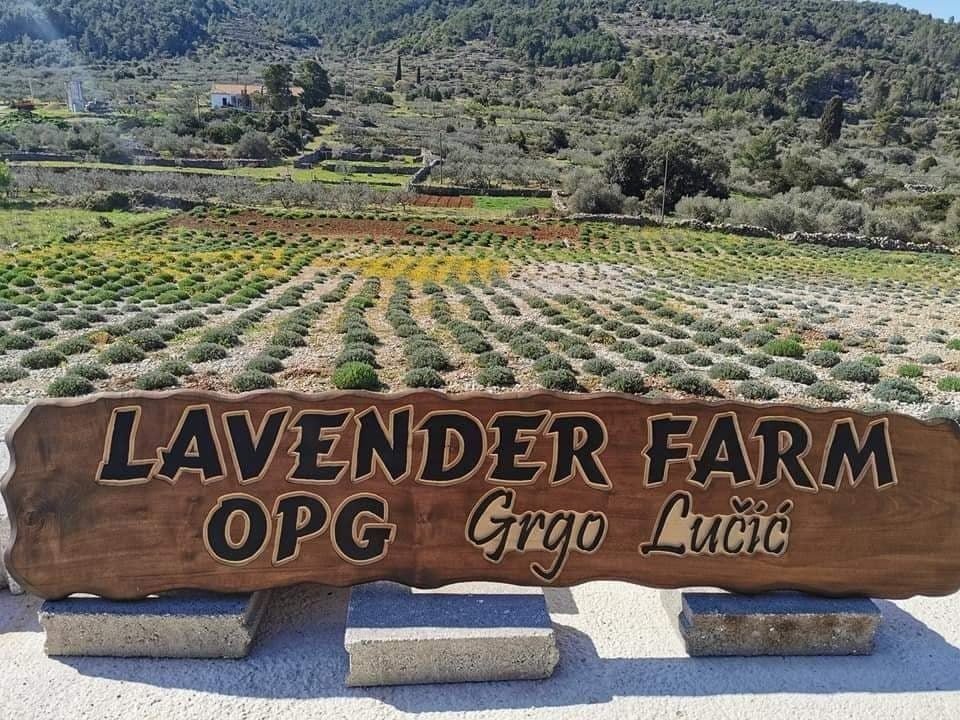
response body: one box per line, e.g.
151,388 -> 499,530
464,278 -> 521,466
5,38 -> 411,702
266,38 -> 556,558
660,152 -> 669,224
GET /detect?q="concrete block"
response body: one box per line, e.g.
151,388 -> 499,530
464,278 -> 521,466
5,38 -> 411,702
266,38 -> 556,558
39,591 -> 271,658
0,440 -> 22,595
344,582 -> 559,686
662,590 -> 881,656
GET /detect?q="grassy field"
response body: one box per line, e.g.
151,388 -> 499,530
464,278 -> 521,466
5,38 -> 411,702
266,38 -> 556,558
0,207 -> 171,249
0,205 -> 956,420
11,160 -> 410,186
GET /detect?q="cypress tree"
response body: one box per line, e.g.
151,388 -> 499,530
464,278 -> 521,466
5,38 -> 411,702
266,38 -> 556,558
395,54 -> 402,82
818,96 -> 844,147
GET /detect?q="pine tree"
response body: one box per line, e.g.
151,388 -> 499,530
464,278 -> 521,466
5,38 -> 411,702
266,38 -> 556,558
818,96 -> 844,147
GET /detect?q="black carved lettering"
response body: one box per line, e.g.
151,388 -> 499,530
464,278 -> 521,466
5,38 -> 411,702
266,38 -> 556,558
418,412 -> 485,484
205,495 -> 269,564
821,419 -> 897,490
644,416 -> 694,486
97,407 -> 154,484
689,414 -> 753,488
333,495 -> 395,563
354,408 -> 411,482
753,418 -> 816,490
157,406 -> 223,483
548,414 -> 610,489
273,493 -> 330,565
289,411 -> 351,483
225,409 -> 288,483
489,412 -> 548,483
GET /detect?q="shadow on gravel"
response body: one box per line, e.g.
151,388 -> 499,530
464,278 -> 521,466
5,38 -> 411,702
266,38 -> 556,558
51,587 -> 960,709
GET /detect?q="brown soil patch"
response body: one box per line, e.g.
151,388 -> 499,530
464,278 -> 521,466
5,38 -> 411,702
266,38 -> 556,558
170,210 -> 576,242
412,194 -> 475,208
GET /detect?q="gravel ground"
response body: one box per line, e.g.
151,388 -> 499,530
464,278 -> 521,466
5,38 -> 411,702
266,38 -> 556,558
2,404 -> 960,718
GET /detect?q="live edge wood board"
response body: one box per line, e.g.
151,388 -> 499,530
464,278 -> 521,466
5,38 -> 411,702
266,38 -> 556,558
3,390 -> 960,600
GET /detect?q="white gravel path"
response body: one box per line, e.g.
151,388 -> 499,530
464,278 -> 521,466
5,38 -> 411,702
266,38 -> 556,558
1,404 -> 959,719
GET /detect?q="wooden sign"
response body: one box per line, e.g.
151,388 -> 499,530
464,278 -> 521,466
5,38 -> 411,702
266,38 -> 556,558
3,390 -> 960,600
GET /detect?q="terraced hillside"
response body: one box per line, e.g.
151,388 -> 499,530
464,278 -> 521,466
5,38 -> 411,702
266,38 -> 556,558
1,207 -> 959,422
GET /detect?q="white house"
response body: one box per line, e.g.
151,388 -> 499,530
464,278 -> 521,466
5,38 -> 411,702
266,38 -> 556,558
210,82 -> 304,110
210,83 -> 256,110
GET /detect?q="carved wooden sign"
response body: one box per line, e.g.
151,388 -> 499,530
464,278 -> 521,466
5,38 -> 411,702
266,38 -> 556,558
3,390 -> 960,600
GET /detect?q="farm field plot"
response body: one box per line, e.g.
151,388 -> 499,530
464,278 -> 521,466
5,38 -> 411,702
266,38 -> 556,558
1,207 -> 959,423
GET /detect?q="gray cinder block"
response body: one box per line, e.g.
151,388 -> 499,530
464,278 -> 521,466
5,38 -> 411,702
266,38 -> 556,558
0,442 -> 22,595
663,590 -> 881,656
39,591 -> 271,658
344,582 -> 559,686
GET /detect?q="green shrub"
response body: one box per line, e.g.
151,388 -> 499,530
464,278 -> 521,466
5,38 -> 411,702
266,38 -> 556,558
582,357 -> 617,376
873,378 -> 924,403
565,343 -> 596,360
692,331 -> 720,347
539,369 -> 579,391
743,328 -> 775,347
262,344 -> 293,360
67,362 -> 108,380
0,333 -> 35,350
820,339 -> 844,353
510,335 -> 549,360
407,346 -> 451,371
622,346 -> 655,362
604,370 -> 646,394
646,357 -> 683,376
26,326 -> 56,341
668,372 -> 718,396
336,346 -> 377,367
744,352 -> 773,368
685,352 -> 713,367
187,342 -> 228,362
172,312 -> 205,330
947,339 -> 960,350
937,376 -> 960,392
157,359 -> 194,377
100,342 -> 145,364
927,405 -> 960,422
709,362 -> 750,380
476,351 -> 508,368
60,316 -> 91,331
763,338 -> 805,358
54,337 -> 93,356
737,380 -> 779,400
201,327 -> 241,347
0,365 -> 28,383
404,367 -> 445,388
20,348 -> 66,370
806,350 -> 841,368
767,361 -> 817,385
47,374 -> 94,397
332,362 -> 380,390
246,355 -> 284,374
476,366 -> 516,387
662,340 -> 696,355
127,329 -> 167,351
533,354 -> 573,373
135,370 -> 179,390
919,353 -> 943,365
830,361 -> 880,384
807,381 -> 850,402
231,370 -> 277,392
897,364 -> 923,378
861,355 -> 884,367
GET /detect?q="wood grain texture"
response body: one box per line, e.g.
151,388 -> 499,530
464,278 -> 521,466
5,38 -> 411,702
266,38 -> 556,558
3,390 -> 960,600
